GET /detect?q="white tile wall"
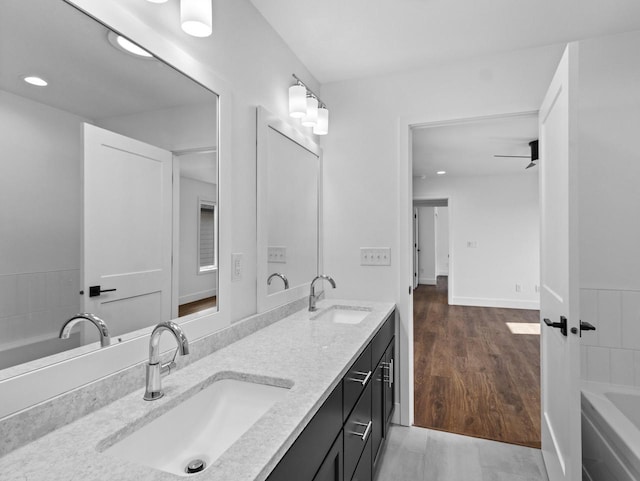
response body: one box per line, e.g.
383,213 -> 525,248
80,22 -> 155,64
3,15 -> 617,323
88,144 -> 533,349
0,270 -> 80,350
581,287 -> 640,386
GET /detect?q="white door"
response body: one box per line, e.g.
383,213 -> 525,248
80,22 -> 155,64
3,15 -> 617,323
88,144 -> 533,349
539,44 -> 581,481
83,123 -> 172,338
413,207 -> 419,289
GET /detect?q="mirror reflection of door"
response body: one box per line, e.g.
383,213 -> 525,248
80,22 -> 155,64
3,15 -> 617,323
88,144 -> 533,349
83,124 -> 172,339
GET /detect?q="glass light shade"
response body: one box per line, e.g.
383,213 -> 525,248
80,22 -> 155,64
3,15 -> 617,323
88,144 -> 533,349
147,0 -> 169,3
313,106 -> 329,135
289,85 -> 307,118
301,96 -> 318,127
181,0 -> 213,37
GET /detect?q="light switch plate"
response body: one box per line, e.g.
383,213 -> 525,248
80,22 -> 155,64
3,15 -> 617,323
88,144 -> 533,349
360,247 -> 392,266
231,253 -> 243,281
268,246 -> 287,264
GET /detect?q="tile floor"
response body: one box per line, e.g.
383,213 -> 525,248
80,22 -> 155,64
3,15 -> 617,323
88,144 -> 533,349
375,425 -> 549,481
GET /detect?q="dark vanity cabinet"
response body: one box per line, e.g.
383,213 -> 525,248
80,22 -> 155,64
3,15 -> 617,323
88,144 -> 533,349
266,310 -> 395,481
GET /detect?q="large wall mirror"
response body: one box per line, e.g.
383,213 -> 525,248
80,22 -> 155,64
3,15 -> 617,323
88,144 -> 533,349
257,107 -> 321,312
0,0 -> 219,377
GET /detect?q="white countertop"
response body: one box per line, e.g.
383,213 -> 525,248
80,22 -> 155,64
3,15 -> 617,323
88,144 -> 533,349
0,299 -> 395,481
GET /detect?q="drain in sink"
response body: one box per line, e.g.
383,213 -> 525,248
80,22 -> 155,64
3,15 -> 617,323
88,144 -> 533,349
185,459 -> 206,474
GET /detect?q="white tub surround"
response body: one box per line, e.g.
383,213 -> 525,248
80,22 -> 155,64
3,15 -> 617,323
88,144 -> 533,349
0,299 -> 395,481
582,382 -> 640,480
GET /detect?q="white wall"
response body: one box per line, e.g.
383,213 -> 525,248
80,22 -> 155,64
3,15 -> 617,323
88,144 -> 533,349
435,207 -> 450,277
320,44 -> 563,303
98,102 -> 217,153
179,177 -> 218,304
414,174 -> 539,309
577,30 -> 640,385
0,91 -> 82,351
416,207 -> 436,284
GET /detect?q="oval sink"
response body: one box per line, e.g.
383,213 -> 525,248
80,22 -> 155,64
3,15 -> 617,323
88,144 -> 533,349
312,306 -> 372,324
104,378 -> 289,476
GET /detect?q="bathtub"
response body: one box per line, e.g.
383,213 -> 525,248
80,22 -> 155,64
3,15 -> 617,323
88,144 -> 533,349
582,382 -> 640,481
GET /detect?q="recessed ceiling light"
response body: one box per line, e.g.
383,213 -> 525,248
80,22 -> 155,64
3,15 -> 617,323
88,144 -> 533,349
107,32 -> 153,58
23,76 -> 48,87
437,171 -> 446,175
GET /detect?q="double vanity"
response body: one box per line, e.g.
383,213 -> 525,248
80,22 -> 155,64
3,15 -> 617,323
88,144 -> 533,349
0,299 -> 396,481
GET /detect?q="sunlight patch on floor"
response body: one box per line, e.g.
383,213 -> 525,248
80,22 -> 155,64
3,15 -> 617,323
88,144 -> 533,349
506,322 -> 540,335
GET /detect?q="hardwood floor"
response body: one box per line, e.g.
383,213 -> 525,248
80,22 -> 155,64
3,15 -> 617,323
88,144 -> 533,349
178,296 -> 217,317
413,277 -> 541,448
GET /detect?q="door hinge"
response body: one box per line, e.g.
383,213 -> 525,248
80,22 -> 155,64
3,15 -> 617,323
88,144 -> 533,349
409,286 -> 412,295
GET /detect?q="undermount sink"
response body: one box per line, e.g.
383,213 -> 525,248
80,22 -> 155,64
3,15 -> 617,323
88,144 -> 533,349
312,305 -> 372,324
104,378 -> 289,476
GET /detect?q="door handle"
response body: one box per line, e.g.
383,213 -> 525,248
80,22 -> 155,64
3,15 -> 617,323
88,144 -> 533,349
543,316 -> 567,336
89,285 -> 117,297
570,321 -> 597,336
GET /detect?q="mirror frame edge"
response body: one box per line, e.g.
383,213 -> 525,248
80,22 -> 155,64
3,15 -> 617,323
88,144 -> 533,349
256,106 -> 323,313
0,0 -> 234,419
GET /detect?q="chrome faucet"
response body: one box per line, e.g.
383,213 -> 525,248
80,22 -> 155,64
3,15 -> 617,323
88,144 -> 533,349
60,313 -> 110,348
143,321 -> 190,401
309,275 -> 336,312
268,272 -> 290,290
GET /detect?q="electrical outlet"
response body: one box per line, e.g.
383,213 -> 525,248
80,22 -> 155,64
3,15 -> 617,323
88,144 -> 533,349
268,246 -> 287,264
515,283 -> 522,293
231,253 -> 243,281
361,247 -> 391,266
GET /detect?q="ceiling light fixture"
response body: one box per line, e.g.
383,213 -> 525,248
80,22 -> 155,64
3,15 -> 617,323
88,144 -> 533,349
146,0 -> 169,3
437,171 -> 446,175
23,76 -> 48,87
289,74 -> 330,135
108,32 -> 153,58
181,0 -> 213,37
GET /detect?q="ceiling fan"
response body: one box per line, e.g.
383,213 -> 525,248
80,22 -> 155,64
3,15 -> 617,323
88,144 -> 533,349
494,139 -> 539,169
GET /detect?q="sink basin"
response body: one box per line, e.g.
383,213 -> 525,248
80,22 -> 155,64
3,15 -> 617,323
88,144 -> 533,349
313,306 -> 372,324
105,378 -> 289,476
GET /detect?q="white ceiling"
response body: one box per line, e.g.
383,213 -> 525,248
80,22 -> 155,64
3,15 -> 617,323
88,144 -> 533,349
412,114 -> 539,178
250,0 -> 640,83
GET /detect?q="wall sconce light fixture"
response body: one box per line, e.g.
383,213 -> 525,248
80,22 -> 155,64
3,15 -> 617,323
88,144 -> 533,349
289,74 -> 329,135
147,0 -> 213,38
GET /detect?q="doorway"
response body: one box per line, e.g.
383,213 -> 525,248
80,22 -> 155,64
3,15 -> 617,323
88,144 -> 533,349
408,113 -> 542,447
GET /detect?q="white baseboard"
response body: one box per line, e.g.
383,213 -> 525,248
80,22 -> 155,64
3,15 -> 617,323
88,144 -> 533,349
437,270 -> 449,276
179,289 -> 217,305
451,296 -> 540,310
418,277 -> 436,285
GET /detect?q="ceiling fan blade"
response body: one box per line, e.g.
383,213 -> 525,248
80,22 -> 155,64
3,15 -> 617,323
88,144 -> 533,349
493,155 -> 531,158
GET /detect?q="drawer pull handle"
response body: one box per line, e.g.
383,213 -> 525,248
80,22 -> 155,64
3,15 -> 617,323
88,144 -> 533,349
350,420 -> 372,441
348,370 -> 372,386
381,359 -> 394,387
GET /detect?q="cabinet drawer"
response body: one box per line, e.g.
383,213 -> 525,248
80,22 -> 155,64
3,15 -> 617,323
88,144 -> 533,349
351,430 -> 372,481
344,381 -> 372,481
267,383 -> 343,481
372,311 -> 395,366
343,344 -> 372,421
